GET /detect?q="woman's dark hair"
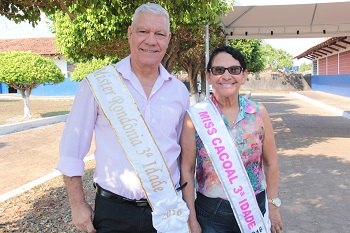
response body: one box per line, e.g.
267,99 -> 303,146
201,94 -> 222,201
206,45 -> 247,72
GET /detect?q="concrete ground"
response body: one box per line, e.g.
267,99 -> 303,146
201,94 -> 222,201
252,91 -> 350,233
0,91 -> 349,233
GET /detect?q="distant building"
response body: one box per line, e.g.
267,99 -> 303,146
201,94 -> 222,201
0,37 -> 78,96
295,36 -> 350,97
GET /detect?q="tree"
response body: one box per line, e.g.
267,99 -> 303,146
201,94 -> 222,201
228,39 -> 265,73
177,36 -> 266,94
3,1 -> 234,95
262,43 -> 293,71
177,27 -> 207,94
0,0 -> 81,26
50,1 -> 233,64
299,62 -> 312,73
0,0 -> 126,26
48,1 -> 233,96
71,57 -> 117,81
2,1 -> 233,65
0,52 -> 64,118
177,25 -> 227,94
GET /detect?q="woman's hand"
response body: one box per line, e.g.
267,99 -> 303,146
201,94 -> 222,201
269,205 -> 283,233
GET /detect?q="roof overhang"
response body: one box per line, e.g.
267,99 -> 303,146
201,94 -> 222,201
295,36 -> 350,59
221,1 -> 350,39
0,37 -> 59,56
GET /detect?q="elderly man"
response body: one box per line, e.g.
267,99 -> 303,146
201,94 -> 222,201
58,3 -> 190,233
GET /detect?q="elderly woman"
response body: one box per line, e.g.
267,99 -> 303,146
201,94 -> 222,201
180,45 -> 283,233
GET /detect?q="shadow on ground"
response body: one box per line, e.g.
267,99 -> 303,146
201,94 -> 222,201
279,154 -> 350,233
0,100 -> 19,103
253,95 -> 350,150
41,111 -> 70,118
0,154 -> 349,233
252,94 -> 350,232
1,94 -> 349,233
0,142 -> 6,149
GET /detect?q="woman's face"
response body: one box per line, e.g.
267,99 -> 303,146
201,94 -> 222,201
207,52 -> 247,98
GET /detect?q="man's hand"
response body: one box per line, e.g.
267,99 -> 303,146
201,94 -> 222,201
71,201 -> 96,233
189,219 -> 202,233
63,176 -> 96,233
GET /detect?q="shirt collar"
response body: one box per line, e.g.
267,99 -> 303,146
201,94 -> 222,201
115,55 -> 172,81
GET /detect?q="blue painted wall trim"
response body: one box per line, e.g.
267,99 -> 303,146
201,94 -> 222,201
311,74 -> 350,98
31,78 -> 80,96
0,83 -> 8,94
0,78 -> 80,96
3,74 -> 348,97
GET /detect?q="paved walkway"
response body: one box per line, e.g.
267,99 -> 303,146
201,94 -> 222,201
252,91 -> 350,233
0,91 -> 349,233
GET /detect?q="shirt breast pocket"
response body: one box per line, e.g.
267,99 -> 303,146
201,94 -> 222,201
158,104 -> 182,136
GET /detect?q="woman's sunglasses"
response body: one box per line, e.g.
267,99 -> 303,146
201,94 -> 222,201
210,66 -> 243,75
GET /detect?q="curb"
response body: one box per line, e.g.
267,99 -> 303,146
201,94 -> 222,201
0,154 -> 95,202
290,92 -> 350,120
0,114 -> 68,135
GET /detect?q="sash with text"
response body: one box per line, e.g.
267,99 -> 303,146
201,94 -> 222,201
188,99 -> 268,233
86,65 -> 189,233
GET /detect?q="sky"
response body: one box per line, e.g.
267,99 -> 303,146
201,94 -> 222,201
0,8 -> 326,66
0,14 -> 54,39
264,38 -> 325,65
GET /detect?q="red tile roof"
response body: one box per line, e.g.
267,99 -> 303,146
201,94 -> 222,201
0,37 -> 60,56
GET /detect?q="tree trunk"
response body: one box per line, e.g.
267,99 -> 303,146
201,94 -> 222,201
187,67 -> 195,94
200,69 -> 206,95
162,33 -> 181,72
20,89 -> 32,118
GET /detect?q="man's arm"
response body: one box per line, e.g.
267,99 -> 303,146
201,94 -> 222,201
63,175 -> 96,233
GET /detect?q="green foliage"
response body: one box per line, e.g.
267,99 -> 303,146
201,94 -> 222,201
2,0 -> 234,27
71,57 -> 118,81
51,4 -> 134,62
299,62 -> 312,73
262,43 -> 294,71
2,0 -> 235,93
50,0 -> 233,62
227,39 -> 265,73
177,25 -> 226,93
1,0 -> 129,26
1,1 -> 53,26
0,51 -> 64,117
0,52 -> 64,90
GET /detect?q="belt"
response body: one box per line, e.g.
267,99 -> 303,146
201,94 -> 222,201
95,183 -> 149,207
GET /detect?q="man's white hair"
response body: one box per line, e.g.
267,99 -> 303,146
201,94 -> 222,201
131,3 -> 170,32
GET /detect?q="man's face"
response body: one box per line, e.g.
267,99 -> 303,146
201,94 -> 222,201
128,12 -> 171,69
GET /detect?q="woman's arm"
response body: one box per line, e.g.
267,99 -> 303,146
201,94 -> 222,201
260,103 -> 283,233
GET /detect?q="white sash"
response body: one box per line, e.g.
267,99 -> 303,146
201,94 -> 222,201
86,65 -> 189,233
188,99 -> 269,233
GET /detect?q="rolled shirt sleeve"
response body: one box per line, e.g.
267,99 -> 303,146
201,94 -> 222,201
57,79 -> 97,177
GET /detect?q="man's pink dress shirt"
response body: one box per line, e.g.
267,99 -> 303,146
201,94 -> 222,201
57,56 -> 190,200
